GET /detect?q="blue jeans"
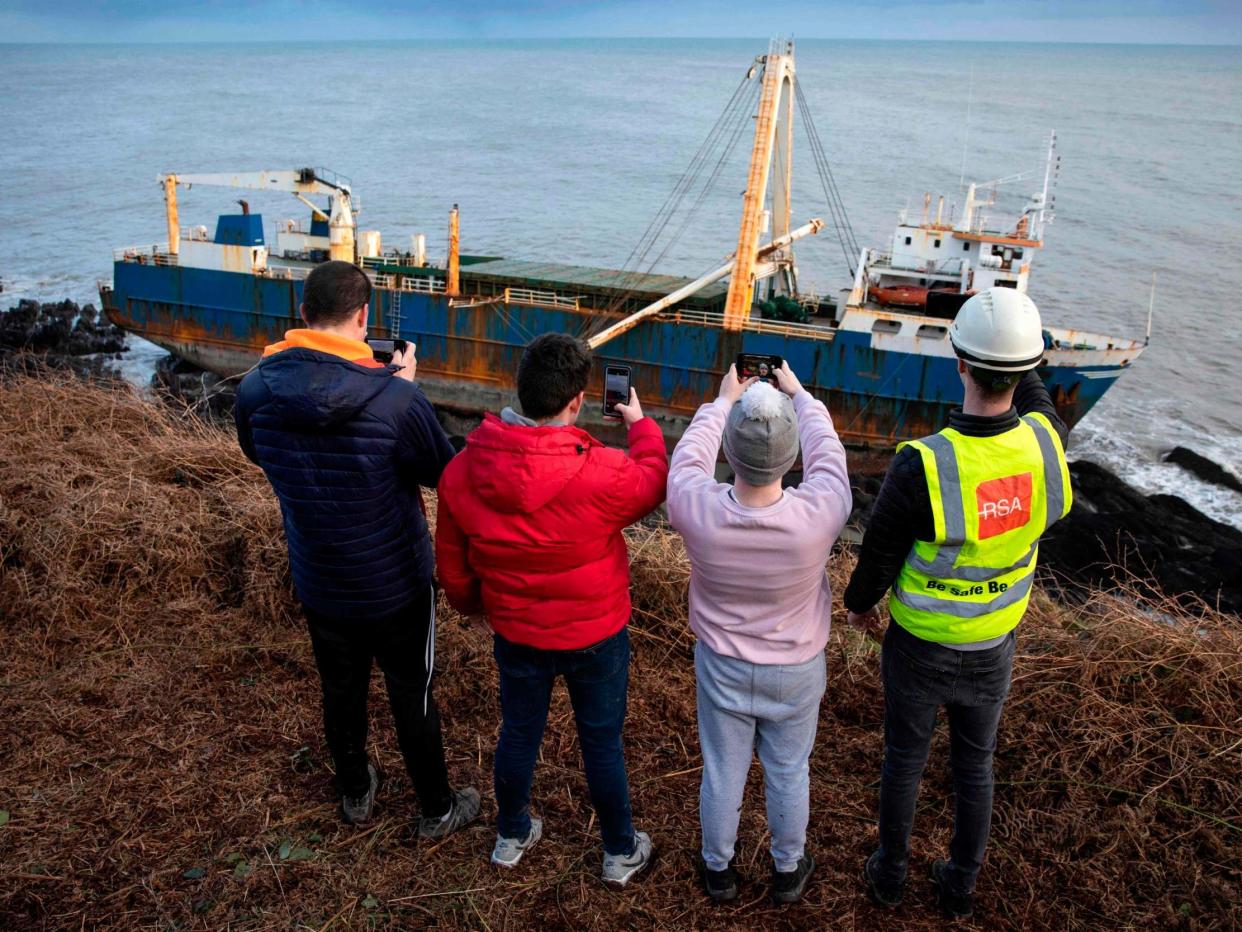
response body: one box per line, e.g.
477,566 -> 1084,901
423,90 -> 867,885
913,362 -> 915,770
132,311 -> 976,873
492,628 -> 635,855
875,622 -> 1016,895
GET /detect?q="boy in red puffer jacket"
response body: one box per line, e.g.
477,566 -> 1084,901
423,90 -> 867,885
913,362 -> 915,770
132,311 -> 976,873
436,332 -> 668,888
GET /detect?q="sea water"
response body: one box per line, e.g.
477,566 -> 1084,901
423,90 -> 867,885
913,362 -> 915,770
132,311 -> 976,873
1,39 -> 1239,524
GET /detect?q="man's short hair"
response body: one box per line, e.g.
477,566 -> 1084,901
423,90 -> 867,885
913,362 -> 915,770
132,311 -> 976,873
966,363 -> 1022,401
302,260 -> 372,327
517,333 -> 593,420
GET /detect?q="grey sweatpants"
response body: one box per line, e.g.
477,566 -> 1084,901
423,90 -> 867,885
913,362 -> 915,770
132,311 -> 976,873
695,640 -> 826,873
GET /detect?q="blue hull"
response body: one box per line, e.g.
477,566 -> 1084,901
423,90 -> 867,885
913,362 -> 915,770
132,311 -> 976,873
105,262 -> 1125,445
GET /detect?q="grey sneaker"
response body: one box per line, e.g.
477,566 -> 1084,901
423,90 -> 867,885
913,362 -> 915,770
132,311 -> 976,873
490,817 -> 543,868
602,831 -> 654,888
341,763 -> 381,825
417,787 -> 481,839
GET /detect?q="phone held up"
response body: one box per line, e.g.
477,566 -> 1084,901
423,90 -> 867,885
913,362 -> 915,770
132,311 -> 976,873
736,352 -> 782,386
602,364 -> 632,420
367,338 -> 410,365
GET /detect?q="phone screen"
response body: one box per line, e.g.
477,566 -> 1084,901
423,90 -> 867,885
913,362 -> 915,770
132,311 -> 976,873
737,353 -> 782,385
603,366 -> 631,419
367,338 -> 408,363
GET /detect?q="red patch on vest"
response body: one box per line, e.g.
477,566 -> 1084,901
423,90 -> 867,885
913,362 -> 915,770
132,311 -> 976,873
975,472 -> 1033,539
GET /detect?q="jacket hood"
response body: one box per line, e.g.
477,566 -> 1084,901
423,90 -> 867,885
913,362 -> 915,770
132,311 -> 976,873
257,348 -> 395,428
465,413 -> 600,514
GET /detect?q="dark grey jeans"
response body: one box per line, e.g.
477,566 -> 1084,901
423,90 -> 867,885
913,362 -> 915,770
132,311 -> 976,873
874,621 -> 1016,895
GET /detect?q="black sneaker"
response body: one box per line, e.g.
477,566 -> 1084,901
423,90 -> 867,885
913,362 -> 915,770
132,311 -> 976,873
930,859 -> 974,920
864,850 -> 905,908
771,854 -> 815,905
341,763 -> 381,825
695,854 -> 739,903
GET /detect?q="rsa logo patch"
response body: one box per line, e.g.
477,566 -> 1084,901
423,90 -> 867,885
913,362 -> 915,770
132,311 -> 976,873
975,472 -> 1033,539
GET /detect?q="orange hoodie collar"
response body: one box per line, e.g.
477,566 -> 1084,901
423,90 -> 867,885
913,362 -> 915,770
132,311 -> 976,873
262,329 -> 382,366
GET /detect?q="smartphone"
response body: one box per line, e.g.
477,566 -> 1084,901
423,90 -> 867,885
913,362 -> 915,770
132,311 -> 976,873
602,364 -> 632,420
367,338 -> 410,364
736,352 -> 782,386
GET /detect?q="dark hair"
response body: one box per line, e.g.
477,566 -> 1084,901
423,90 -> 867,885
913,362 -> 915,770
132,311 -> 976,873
517,333 -> 592,420
301,260 -> 372,326
966,364 -> 1021,401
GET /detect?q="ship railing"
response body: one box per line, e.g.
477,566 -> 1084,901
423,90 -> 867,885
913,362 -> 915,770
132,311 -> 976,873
113,245 -> 179,267
178,225 -> 212,243
504,287 -> 580,311
361,254 -> 438,270
266,265 -> 314,281
662,308 -> 835,342
371,273 -> 447,294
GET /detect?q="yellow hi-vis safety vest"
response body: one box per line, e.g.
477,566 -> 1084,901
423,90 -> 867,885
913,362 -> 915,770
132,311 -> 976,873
888,413 -> 1072,643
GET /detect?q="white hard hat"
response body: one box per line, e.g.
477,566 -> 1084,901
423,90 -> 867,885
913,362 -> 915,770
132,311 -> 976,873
949,288 -> 1045,372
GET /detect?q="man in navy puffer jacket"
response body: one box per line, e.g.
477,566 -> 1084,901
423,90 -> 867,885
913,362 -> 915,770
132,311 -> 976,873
236,260 -> 479,837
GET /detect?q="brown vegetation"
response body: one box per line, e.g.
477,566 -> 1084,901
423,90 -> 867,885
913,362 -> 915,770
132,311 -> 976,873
0,371 -> 1239,929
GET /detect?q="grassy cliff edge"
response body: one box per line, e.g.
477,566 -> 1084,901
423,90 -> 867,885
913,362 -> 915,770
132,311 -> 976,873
1,373 -> 1238,929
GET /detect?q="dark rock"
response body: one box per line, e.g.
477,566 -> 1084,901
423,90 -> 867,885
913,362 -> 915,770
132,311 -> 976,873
1163,446 -> 1242,494
152,354 -> 237,421
1041,460 -> 1242,615
839,451 -> 1241,614
0,299 -> 126,359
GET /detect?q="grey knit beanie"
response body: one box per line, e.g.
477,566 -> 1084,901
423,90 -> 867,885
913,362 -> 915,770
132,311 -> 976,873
722,382 -> 799,486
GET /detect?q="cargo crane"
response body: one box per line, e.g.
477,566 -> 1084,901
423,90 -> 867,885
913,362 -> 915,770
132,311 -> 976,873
159,168 -> 358,267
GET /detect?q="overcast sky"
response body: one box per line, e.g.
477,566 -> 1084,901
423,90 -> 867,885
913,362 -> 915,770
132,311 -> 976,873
2,0 -> 1240,44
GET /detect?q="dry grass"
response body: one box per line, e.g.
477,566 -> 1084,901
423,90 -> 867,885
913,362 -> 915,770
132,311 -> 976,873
0,370 -> 1239,930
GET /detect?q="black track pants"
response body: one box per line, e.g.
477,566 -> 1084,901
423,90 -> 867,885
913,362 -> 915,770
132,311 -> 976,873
304,585 -> 453,818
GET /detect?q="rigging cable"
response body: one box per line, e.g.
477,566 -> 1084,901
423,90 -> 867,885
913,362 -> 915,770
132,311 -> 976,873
579,66 -> 762,338
794,79 -> 860,276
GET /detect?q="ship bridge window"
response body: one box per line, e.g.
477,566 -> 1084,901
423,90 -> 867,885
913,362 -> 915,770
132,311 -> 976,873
904,236 -> 912,246
1012,247 -> 1024,259
916,324 -> 948,340
995,279 -> 1018,289
871,319 -> 902,335
934,238 -> 941,248
963,242 -> 970,252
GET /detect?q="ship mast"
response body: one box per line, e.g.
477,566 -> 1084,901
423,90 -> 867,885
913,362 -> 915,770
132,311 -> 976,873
723,40 -> 797,330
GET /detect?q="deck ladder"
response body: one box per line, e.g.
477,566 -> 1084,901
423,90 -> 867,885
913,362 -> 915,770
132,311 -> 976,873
390,289 -> 402,339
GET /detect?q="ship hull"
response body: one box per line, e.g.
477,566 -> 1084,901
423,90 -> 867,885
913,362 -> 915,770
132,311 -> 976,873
104,262 -> 1133,446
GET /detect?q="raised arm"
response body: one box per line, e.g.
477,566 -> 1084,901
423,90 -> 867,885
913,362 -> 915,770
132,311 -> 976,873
667,366 -> 758,518
774,363 -> 852,525
603,389 -> 670,526
1013,370 -> 1069,447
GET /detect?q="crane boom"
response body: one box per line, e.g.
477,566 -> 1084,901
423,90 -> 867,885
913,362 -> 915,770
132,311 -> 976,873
587,218 -> 823,350
159,168 -> 355,261
160,168 -> 351,197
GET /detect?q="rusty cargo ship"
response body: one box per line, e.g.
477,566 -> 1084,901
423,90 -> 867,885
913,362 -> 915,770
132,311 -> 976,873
100,42 -> 1145,445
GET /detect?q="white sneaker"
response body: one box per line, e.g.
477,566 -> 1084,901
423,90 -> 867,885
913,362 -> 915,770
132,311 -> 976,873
602,831 -> 654,888
490,817 -> 542,868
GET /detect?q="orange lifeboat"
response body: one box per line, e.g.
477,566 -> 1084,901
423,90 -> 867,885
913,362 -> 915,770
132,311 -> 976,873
870,284 -> 929,308
871,284 -> 971,310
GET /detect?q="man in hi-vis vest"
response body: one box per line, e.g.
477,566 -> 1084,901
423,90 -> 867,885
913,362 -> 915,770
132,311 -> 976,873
844,288 -> 1071,920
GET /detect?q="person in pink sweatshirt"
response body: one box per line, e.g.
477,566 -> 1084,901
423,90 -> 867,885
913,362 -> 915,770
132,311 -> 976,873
666,361 -> 852,905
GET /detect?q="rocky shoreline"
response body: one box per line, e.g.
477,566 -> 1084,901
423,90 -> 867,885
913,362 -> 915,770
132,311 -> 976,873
0,299 -> 126,378
4,298 -> 1240,616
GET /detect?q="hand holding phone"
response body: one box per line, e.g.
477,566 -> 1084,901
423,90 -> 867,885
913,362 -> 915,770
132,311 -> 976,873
717,364 -> 756,405
602,365 -> 632,420
736,352 -> 782,387
367,338 -> 408,364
